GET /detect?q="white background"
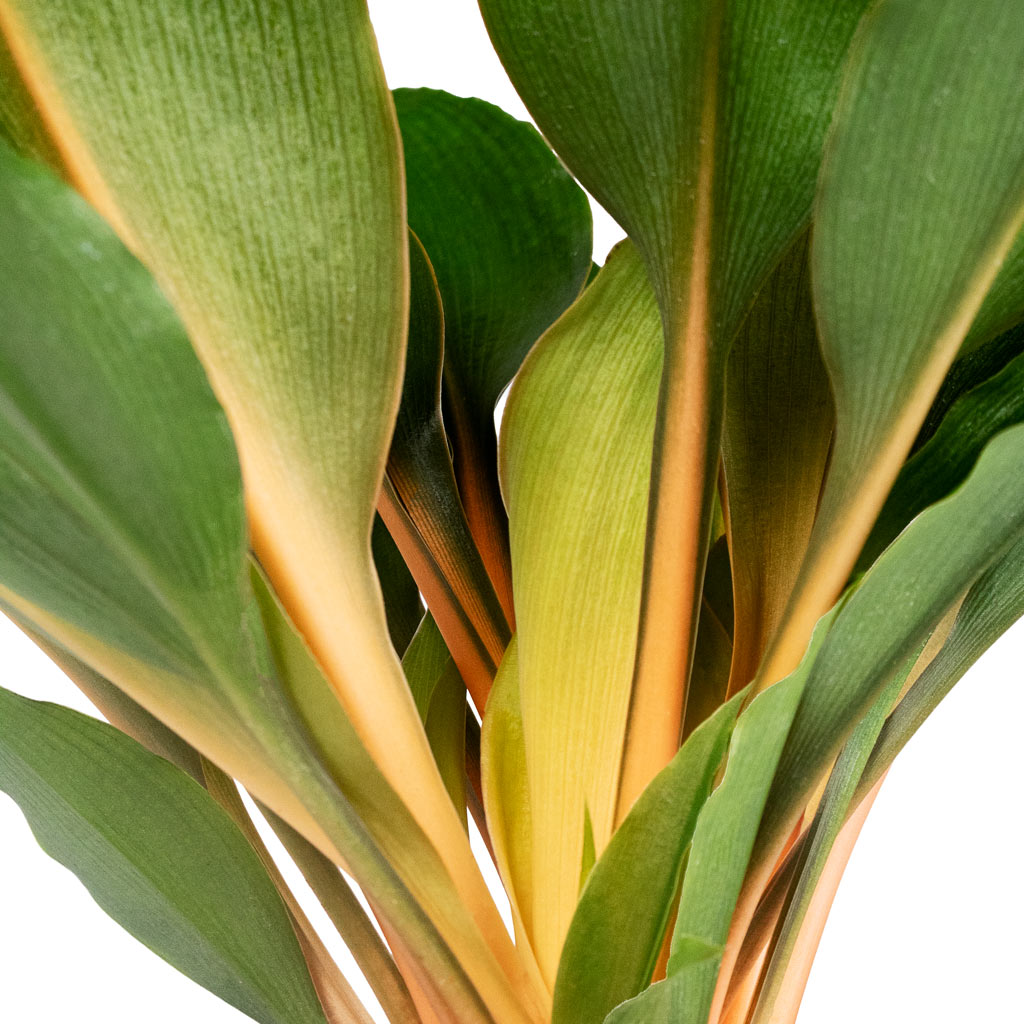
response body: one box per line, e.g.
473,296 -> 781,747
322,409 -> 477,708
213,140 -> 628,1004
2,1 -> 1022,1021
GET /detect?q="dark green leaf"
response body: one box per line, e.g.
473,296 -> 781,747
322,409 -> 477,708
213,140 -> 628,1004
395,86 -> 593,614
0,687 -> 327,1024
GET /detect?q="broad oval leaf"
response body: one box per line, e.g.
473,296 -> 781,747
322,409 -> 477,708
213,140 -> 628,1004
763,0 -> 1024,688
479,0 -> 871,806
395,86 -> 593,615
0,687 -> 327,1024
499,242 -> 662,984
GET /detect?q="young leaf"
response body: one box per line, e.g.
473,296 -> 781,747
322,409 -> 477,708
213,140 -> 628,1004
479,0 -> 871,807
394,87 -> 593,615
721,238 -> 833,693
552,695 -> 742,1024
500,242 -> 662,984
762,0 -> 1024,690
0,687 -> 328,1024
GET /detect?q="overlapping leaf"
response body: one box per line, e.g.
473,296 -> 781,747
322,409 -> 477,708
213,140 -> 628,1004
605,610 -> 843,1024
762,0 -> 1024,689
382,231 -> 509,705
0,0 -> 484,902
479,0 -> 871,807
395,87 -> 592,616
552,695 -> 741,1024
722,238 -> 833,693
499,243 -> 662,984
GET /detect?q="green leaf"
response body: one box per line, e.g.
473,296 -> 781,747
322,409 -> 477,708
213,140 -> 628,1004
752,424 -> 1024,911
252,565 -> 540,1024
763,0 -> 1024,690
0,32 -> 62,171
479,0 -> 871,806
382,230 -> 509,705
747,660 -> 911,1023
915,322 -> 1024,451
722,237 -> 833,693
371,514 -> 422,659
604,610 -> 842,1024
964,231 -> 1024,355
858,346 -> 1024,571
395,87 -> 593,615
0,139 -> 269,774
856,532 -> 1024,803
0,1 -> 477,889
0,687 -> 327,1024
261,810 -> 422,1024
499,242 -> 663,984
552,695 -> 742,1024
402,614 -> 469,817
0,141 -> 529,1024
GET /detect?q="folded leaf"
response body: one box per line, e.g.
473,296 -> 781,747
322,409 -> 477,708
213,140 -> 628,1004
383,231 -> 509,704
552,695 -> 742,1024
0,687 -> 327,1024
500,242 -> 662,984
395,87 -> 592,615
763,0 -> 1024,689
479,0 -> 871,808
722,237 -> 833,693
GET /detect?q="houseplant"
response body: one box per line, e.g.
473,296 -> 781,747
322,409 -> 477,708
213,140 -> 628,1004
1,0 -> 1023,1022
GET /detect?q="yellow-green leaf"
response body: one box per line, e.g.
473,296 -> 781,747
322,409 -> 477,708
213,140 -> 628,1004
499,242 -> 662,984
